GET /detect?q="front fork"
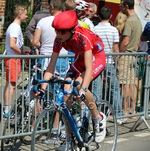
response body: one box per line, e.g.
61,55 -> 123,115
62,106 -> 83,142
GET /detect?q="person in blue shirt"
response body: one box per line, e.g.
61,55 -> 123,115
141,22 -> 150,59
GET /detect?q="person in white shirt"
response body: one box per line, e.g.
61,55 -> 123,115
3,4 -> 28,118
33,0 -> 69,77
95,6 -> 125,124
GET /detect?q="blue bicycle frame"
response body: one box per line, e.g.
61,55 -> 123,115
32,78 -> 92,147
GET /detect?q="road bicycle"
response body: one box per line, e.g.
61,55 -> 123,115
31,77 -> 118,151
1,65 -> 53,151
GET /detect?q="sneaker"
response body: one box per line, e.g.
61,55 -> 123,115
94,112 -> 106,143
51,132 -> 58,140
59,130 -> 66,139
3,112 -> 9,118
117,118 -> 127,125
117,119 -> 124,125
51,131 -> 66,140
55,141 -> 71,151
3,112 -> 16,119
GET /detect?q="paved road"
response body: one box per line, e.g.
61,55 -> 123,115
116,117 -> 150,151
0,117 -> 149,151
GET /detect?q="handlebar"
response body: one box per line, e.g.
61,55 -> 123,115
32,76 -> 80,86
32,76 -> 81,99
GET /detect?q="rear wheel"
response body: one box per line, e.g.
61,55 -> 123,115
96,100 -> 118,151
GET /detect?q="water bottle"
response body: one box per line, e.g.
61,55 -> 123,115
72,114 -> 82,128
83,106 -> 89,118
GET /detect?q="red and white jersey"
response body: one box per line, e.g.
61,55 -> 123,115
53,26 -> 106,78
53,26 -> 104,55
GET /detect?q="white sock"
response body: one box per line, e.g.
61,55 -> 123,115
93,115 -> 102,126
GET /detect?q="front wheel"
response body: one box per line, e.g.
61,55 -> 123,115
31,108 -> 71,151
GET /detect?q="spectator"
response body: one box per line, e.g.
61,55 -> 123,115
114,11 -> 127,36
3,4 -> 28,118
75,0 -> 95,33
63,0 -> 90,30
119,0 -> 142,119
87,2 -> 100,26
95,6 -> 125,124
137,21 -> 150,110
32,0 -> 69,77
141,21 -> 150,58
34,10 -> 106,147
63,0 -> 76,11
25,0 -> 51,45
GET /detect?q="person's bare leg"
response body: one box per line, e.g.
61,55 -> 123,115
74,75 -> 99,118
3,82 -> 15,113
135,78 -> 142,107
130,84 -> 137,114
53,112 -> 60,128
122,84 -> 130,116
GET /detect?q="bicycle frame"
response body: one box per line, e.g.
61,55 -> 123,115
33,78 -> 95,148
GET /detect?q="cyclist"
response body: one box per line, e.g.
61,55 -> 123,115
75,0 -> 95,33
34,10 -> 106,146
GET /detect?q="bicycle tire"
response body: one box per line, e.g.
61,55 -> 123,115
96,100 -> 118,151
20,91 -> 54,145
19,97 -> 38,145
1,104 -> 17,151
31,108 -> 71,151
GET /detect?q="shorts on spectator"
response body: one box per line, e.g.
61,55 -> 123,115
5,58 -> 21,82
119,55 -> 136,85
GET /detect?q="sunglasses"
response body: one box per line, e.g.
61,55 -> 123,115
55,29 -> 68,35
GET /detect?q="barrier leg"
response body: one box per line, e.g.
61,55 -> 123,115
130,115 -> 150,132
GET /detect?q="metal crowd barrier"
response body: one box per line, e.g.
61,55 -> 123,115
0,52 -> 149,140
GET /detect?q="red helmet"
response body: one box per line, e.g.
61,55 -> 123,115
52,10 -> 78,30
